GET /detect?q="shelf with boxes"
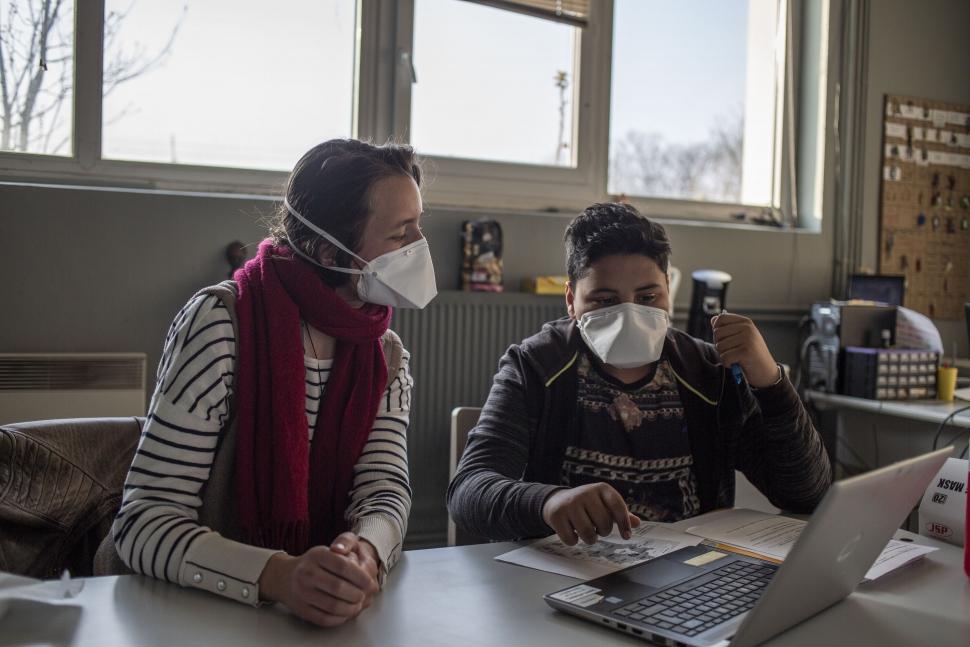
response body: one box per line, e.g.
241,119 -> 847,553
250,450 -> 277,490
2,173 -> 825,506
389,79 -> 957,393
843,347 -> 939,400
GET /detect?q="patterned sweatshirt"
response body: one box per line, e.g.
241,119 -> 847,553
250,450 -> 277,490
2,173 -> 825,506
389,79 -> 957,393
447,318 -> 832,540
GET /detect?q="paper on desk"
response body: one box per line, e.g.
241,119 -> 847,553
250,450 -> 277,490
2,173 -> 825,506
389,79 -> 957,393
685,509 -> 804,561
895,306 -> 943,353
954,386 -> 970,402
863,539 -> 937,580
685,509 -> 937,581
0,570 -> 84,619
495,522 -> 704,580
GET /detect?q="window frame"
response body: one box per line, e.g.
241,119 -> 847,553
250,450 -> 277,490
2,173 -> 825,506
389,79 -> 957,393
607,0 -> 798,226
385,0 -> 611,213
0,0 -> 834,230
0,0 -> 372,194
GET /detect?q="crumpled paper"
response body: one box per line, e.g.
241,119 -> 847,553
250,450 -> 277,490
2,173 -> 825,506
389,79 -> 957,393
0,570 -> 84,620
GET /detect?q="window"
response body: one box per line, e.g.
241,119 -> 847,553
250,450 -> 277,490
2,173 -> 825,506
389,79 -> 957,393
393,0 -> 607,211
0,0 -> 830,227
609,0 -> 783,209
0,0 -> 75,156
411,0 -> 579,167
101,0 -> 356,170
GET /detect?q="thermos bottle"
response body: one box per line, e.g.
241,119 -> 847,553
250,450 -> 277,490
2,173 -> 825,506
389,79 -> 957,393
686,270 -> 732,344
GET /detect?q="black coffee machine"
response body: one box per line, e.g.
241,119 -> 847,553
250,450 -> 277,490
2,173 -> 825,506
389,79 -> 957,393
687,270 -> 732,343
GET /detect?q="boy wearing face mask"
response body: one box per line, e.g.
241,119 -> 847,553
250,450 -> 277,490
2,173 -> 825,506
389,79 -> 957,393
447,203 -> 831,546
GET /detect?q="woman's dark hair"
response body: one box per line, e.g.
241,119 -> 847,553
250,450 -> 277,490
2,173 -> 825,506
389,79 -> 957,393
270,139 -> 422,287
564,202 -> 671,284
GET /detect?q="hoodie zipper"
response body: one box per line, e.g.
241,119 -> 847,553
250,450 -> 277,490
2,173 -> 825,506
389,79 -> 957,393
669,364 -> 720,406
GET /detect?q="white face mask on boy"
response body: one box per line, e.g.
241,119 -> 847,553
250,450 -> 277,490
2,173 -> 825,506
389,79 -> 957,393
576,302 -> 669,369
284,199 -> 438,309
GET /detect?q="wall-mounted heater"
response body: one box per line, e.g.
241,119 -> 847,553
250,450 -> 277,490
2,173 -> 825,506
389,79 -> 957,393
0,353 -> 146,426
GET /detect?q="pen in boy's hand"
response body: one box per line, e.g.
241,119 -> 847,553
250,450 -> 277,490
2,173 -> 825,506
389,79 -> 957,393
718,309 -> 744,385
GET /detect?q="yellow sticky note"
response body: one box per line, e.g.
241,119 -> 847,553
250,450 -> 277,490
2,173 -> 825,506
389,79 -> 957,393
684,551 -> 727,566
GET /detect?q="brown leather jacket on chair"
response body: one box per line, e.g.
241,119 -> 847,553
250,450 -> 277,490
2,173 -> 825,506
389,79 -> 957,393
0,417 -> 142,578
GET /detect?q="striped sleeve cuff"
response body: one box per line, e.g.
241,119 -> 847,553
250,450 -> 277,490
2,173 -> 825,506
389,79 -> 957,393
353,514 -> 403,586
179,531 -> 283,607
750,372 -> 802,418
522,482 -> 567,537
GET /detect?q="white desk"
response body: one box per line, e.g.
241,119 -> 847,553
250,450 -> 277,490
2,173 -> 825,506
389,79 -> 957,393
3,526 -> 967,647
806,390 -> 970,429
806,390 -> 970,477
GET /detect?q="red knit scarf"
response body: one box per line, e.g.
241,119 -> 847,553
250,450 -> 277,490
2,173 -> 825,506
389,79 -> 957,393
233,239 -> 391,554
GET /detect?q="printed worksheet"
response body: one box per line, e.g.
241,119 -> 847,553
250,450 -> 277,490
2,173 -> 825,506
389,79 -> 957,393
685,509 -> 937,581
497,509 -> 939,583
685,509 -> 804,560
495,522 -> 703,580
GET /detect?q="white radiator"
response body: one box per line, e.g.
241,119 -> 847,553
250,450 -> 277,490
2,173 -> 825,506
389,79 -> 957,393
0,353 -> 146,425
391,291 -> 567,547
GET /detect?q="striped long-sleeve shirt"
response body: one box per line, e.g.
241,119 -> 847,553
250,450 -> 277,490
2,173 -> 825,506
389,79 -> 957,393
113,293 -> 412,605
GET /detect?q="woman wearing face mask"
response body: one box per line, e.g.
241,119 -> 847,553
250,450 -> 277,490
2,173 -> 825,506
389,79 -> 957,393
448,202 -> 831,546
95,139 -> 435,627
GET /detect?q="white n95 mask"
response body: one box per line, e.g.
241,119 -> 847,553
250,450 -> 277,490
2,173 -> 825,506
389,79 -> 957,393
577,303 -> 669,369
284,199 -> 438,309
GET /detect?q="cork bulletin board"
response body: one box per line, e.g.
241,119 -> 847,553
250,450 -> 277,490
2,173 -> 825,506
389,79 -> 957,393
879,94 -> 970,320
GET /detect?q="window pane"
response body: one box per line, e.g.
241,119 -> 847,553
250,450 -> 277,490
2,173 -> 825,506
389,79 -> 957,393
411,0 -> 578,167
0,0 -> 74,156
102,0 -> 356,170
609,0 -> 780,206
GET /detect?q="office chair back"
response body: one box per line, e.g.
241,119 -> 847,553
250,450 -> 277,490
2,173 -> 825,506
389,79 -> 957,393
448,407 -> 490,546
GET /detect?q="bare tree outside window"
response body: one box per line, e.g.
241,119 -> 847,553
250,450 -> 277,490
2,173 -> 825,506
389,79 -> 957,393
609,110 -> 744,203
554,69 -> 569,164
412,0 -> 576,168
0,0 -> 184,156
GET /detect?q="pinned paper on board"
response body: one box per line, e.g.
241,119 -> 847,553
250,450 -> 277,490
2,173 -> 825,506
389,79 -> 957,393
879,94 -> 970,320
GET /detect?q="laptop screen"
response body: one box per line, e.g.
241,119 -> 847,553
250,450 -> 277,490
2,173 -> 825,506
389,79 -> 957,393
848,274 -> 905,306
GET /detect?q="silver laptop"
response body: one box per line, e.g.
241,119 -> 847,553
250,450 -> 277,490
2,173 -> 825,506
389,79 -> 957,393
544,447 -> 952,646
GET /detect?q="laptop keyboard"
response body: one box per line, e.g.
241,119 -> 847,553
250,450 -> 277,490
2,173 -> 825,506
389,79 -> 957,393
612,560 -> 778,637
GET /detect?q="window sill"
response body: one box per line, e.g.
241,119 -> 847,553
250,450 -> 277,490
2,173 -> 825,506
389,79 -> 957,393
0,178 -> 824,235
426,201 -> 823,234
0,178 -> 279,202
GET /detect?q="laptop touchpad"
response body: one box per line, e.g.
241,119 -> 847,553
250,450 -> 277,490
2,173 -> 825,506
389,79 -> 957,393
618,558 -> 702,589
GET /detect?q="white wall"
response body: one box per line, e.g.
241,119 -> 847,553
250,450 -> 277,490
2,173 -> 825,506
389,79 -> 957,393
859,0 -> 970,356
0,183 -> 832,378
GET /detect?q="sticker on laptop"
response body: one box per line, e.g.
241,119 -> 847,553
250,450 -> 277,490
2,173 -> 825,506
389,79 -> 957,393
550,584 -> 604,607
684,550 -> 727,566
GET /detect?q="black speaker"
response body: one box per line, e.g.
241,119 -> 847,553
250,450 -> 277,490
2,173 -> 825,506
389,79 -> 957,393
687,270 -> 732,343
